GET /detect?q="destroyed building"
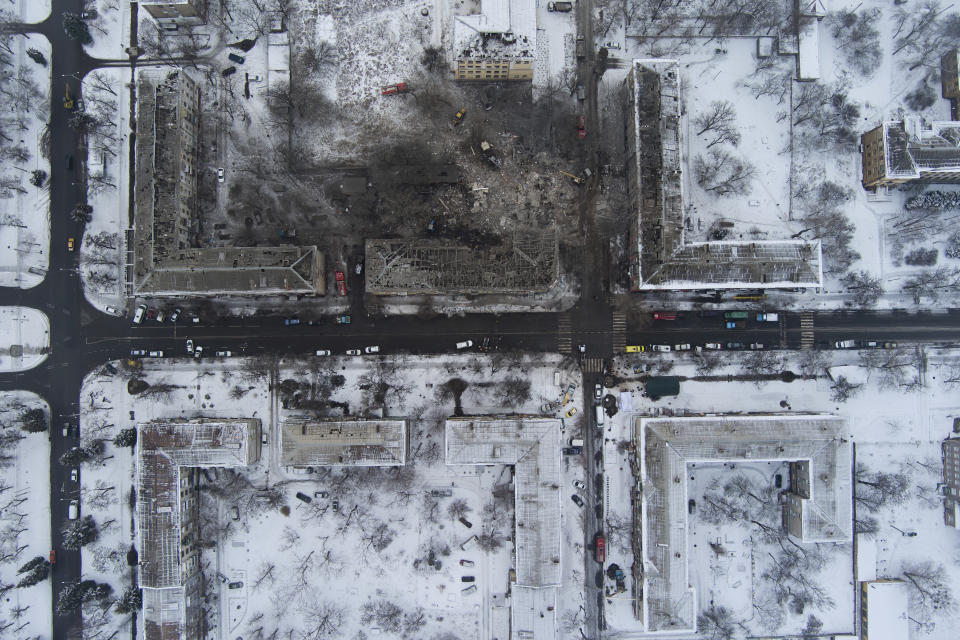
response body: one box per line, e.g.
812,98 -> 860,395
364,232 -> 558,295
453,0 -> 536,81
136,418 -> 261,640
133,70 -> 324,296
633,414 -> 852,633
141,0 -> 206,26
622,60 -> 823,291
446,417 -> 562,640
860,116 -> 960,189
280,418 -> 408,467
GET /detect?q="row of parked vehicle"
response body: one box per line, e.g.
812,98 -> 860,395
132,304 -> 198,325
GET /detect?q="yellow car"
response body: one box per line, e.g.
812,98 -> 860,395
625,345 -> 645,353
565,407 -> 578,418
67,237 -> 75,251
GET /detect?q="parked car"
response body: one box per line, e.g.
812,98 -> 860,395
346,349 -> 361,355
194,346 -> 203,359
652,312 -> 676,320
573,480 -> 585,490
228,581 -> 243,589
295,492 -> 312,504
133,304 -> 147,324
146,308 -> 157,320
314,491 -> 329,499
834,340 -> 857,349
215,350 -> 233,357
756,312 -> 779,322
336,315 -> 351,324
461,576 -> 475,582
562,446 -> 582,455
456,340 -> 474,349
186,339 -> 194,354
726,342 -> 744,350
603,41 -> 622,50
221,66 -> 236,77
155,309 -> 165,322
217,167 -> 225,182
49,550 -> 55,565
228,53 -> 245,64
625,345 -> 645,352
147,350 -> 164,357
652,345 -> 671,352
547,1 -> 573,10
68,500 -> 78,520
749,343 -> 763,350
565,407 -> 578,418
315,349 -> 331,356
169,307 -> 181,322
365,346 -> 380,354
704,343 -> 722,350
674,344 -> 691,351
571,494 -> 585,507
70,468 -> 78,483
67,237 -> 75,251
595,535 -> 605,563
459,559 -> 475,567
130,349 -> 146,356
284,317 -> 300,326
335,271 -> 347,296
577,115 -> 586,139
688,499 -> 696,514
458,517 -> 473,528
594,383 -> 602,398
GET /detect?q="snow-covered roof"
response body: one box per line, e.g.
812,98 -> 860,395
626,60 -> 822,290
453,0 -> 537,61
279,418 -> 407,466
796,16 -> 820,80
862,580 -> 909,640
446,417 -> 562,595
137,418 -> 260,640
636,414 -> 851,633
880,117 -> 960,180
512,585 -> 558,640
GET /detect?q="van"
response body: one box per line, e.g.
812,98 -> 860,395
595,406 -> 605,426
460,535 -> 478,551
68,500 -> 78,520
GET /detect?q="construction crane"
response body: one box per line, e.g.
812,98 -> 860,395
559,170 -> 584,185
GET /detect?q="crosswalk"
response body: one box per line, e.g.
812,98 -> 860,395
611,312 -> 626,353
583,357 -> 604,373
557,313 -> 572,354
800,312 -> 815,350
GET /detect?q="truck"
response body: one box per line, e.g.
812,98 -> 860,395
381,82 -> 409,95
453,108 -> 467,125
595,405 -> 605,426
756,312 -> 779,322
595,535 -> 605,563
723,311 -> 749,320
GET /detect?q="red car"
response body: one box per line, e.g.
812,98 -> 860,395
335,271 -> 347,296
577,115 -> 586,140
652,312 -> 676,320
595,535 -> 605,564
49,550 -> 56,565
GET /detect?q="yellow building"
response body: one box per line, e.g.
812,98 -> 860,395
456,58 -> 533,81
453,0 -> 536,82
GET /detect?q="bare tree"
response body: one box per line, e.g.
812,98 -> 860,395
854,463 -> 911,511
694,100 -> 740,148
841,270 -> 883,307
697,605 -> 740,640
446,498 -> 471,521
302,599 -> 344,639
828,8 -> 882,76
901,560 -> 955,620
829,376 -> 862,402
694,150 -> 755,196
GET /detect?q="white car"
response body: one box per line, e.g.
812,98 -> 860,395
130,349 -> 146,356
652,345 -> 672,352
68,500 -> 78,520
603,41 -> 621,50
133,304 -> 146,324
749,343 -> 763,350
315,349 -> 331,356
147,350 -> 164,357
594,383 -> 602,398
364,346 -> 380,354
674,344 -> 691,351
346,349 -> 361,356
70,468 -> 78,483
215,350 -> 232,357
194,346 -> 203,358
186,339 -> 194,354
104,305 -> 120,316
217,168 -> 225,183
704,343 -> 722,350
456,340 -> 474,350
573,480 -> 585,490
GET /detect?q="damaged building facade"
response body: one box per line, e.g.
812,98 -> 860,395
133,70 -> 324,297
453,0 -> 536,81
280,418 -> 408,467
633,414 -> 852,633
622,60 -> 823,291
860,117 -> 960,189
136,418 -> 261,640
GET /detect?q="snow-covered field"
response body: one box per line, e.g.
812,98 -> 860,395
0,33 -> 51,289
0,306 -> 49,372
17,0 -> 50,24
601,347 -> 960,638
79,352 -> 590,638
0,391 -> 52,640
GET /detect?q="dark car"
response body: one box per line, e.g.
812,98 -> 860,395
284,317 -> 300,326
461,576 -> 475,582
571,494 -> 585,508
228,53 -> 245,64
458,517 -> 473,528
295,492 -> 312,503
228,581 -> 243,589
222,66 -> 237,77
65,154 -> 73,170
726,342 -> 745,350
562,446 -> 582,455
688,499 -> 696,514
774,474 -> 783,488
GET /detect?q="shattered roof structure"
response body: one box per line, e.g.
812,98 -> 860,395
137,418 -> 260,640
364,232 -> 558,295
446,417 -> 561,640
879,117 -> 960,181
626,60 -> 822,290
635,414 -> 851,633
453,0 -> 536,59
280,418 -> 408,467
133,70 -> 324,296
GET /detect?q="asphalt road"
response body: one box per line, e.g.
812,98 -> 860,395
6,3 -> 960,639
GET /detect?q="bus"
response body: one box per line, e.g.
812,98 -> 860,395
723,311 -> 749,320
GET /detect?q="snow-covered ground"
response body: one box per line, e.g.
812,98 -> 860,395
82,0 -> 129,60
0,391 -> 52,640
0,306 -> 49,372
79,352 -> 589,638
601,347 -> 960,638
17,0 -> 50,24
0,33 -> 51,289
